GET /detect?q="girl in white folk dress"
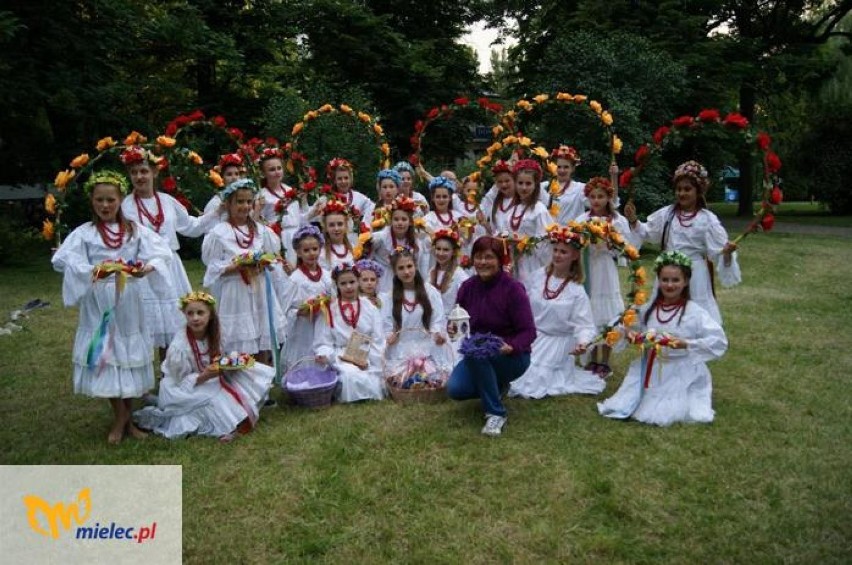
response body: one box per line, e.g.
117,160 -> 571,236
428,229 -> 469,313
52,170 -> 172,444
381,248 -> 447,349
574,176 -> 641,378
314,263 -> 386,402
355,259 -> 384,310
327,157 -> 375,228
422,176 -> 463,236
201,179 -> 291,366
624,160 -> 739,325
481,160 -> 516,234
456,176 -> 488,260
318,200 -> 355,272
509,226 -> 601,398
598,251 -> 728,426
119,145 -> 220,353
539,145 -> 587,224
507,159 -> 551,287
134,291 -> 274,441
256,146 -> 303,260
374,168 -> 400,211
394,160 -> 430,215
283,224 -> 336,371
370,196 -> 431,292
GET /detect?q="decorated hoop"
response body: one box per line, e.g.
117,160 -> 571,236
498,92 -> 623,165
409,96 -> 505,169
619,108 -> 783,241
288,104 -> 391,202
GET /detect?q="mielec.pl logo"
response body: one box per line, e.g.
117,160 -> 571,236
23,487 -> 158,543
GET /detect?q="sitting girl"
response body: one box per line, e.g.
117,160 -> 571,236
381,247 -> 446,347
355,259 -> 384,309
597,251 -> 728,426
135,291 -> 274,441
314,263 -> 386,402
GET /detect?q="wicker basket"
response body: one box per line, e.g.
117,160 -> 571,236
383,329 -> 454,405
282,357 -> 338,409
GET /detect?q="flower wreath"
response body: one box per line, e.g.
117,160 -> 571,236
497,92 -> 623,166
321,199 -> 350,217
288,103 -> 391,202
409,96 -> 505,169
431,228 -> 461,250
46,132 -> 212,245
179,290 -> 217,310
619,108 -> 782,241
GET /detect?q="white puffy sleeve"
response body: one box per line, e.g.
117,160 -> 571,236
683,303 -> 728,362
634,205 -> 672,247
363,300 -> 386,369
313,305 -> 337,360
136,224 -> 174,296
201,228 -> 230,288
703,211 -> 741,288
169,193 -> 219,238
51,224 -> 95,306
570,287 -> 598,346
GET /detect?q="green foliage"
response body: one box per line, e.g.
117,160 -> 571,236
0,201 -> 52,265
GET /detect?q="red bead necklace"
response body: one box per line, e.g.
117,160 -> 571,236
339,299 -> 361,328
509,203 -> 528,231
402,291 -> 418,313
186,327 -> 210,372
655,300 -> 685,324
498,196 -> 513,213
542,272 -> 571,300
435,210 -> 454,226
97,221 -> 125,249
676,209 -> 699,227
298,262 -> 323,282
329,242 -> 349,258
230,221 -> 255,249
134,191 -> 165,233
464,202 -> 477,214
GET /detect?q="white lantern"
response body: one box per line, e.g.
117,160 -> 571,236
446,304 -> 471,342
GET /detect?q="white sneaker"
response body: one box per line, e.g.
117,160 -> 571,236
481,414 -> 507,437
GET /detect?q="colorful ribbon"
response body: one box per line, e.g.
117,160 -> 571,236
219,375 -> 257,427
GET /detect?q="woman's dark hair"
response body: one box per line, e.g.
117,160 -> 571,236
643,263 -> 692,326
471,236 -> 507,267
390,249 -> 432,331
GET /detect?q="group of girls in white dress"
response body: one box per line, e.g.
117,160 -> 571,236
52,142 -> 741,443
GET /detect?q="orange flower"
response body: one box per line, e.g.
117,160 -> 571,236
124,131 -> 147,145
209,169 -> 224,188
556,92 -> 573,101
357,112 -> 372,123
589,100 -> 602,114
635,267 -> 647,280
96,137 -> 116,152
380,143 -> 390,156
492,125 -> 504,137
352,244 -> 363,260
573,94 -> 588,103
468,172 -> 481,182
44,193 -> 56,215
516,237 -> 528,252
487,142 -> 503,154
516,99 -> 533,111
157,135 -> 176,148
291,122 -> 304,136
476,155 -> 492,168
339,104 -> 353,114
605,329 -> 621,346
549,203 -> 560,217
518,136 -> 532,147
610,231 -> 624,245
42,219 -> 54,241
625,245 -> 640,261
547,162 -> 558,177
318,104 -> 334,113
54,169 -> 75,190
358,232 -> 372,245
532,146 -> 549,159
286,160 -> 295,174
601,111 -> 613,126
611,135 -> 623,154
69,153 -> 90,169
188,151 -> 203,165
373,123 -> 383,136
533,94 -> 549,104
413,217 -> 426,229
634,290 -> 648,306
622,308 -> 638,327
371,218 -> 386,230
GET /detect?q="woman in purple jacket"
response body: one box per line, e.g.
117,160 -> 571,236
447,236 -> 537,436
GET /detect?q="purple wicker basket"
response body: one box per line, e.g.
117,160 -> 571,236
283,358 -> 338,408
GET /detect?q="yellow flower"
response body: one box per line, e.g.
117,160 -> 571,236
589,100 -> 603,115
371,219 -> 386,230
518,136 -> 532,147
634,290 -> 648,306
533,94 -> 549,104
413,217 -> 426,229
96,137 -> 116,152
492,125 -> 504,137
188,151 -> 203,165
502,135 -> 518,145
547,162 -> 558,177
319,104 -> 334,113
124,131 -> 146,146
549,203 -> 560,217
601,111 -> 613,126
381,143 -> 390,156
303,111 -> 318,121
532,146 -> 549,159
340,104 -> 353,114
209,169 -> 224,188
357,112 -> 372,123
286,160 -> 295,174
505,110 -> 517,120
605,329 -> 621,347
612,135 -> 623,154
573,94 -> 588,103
44,193 -> 57,215
352,245 -> 363,260
54,169 -> 75,190
477,155 -> 492,168
358,232 -> 372,245
469,172 -> 481,182
516,237 -> 528,252
291,122 -> 304,136
625,245 -> 640,261
69,153 -> 90,168
622,308 -> 638,327
42,219 -> 54,242
487,142 -> 503,154
516,99 -> 533,111
549,180 -> 560,195
373,123 -> 383,136
610,231 -> 624,245
556,92 -> 572,101
157,136 -> 176,148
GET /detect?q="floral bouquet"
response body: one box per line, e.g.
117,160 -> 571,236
457,216 -> 477,240
628,329 -> 681,350
298,293 -> 332,322
92,259 -> 144,281
212,351 -> 255,371
459,332 -> 504,359
232,250 -> 279,268
386,355 -> 448,390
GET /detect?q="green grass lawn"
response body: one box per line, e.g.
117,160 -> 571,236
711,200 -> 852,227
2,233 -> 851,563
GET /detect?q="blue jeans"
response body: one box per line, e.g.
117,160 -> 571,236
447,353 -> 531,417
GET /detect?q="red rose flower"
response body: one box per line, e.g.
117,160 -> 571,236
427,107 -> 440,120
274,199 -> 285,213
158,158 -> 170,172
414,120 -> 424,133
165,123 -> 178,137
756,132 -> 771,151
769,186 -> 783,205
161,176 -> 177,192
265,137 -> 279,147
619,168 -> 634,187
227,127 -> 244,140
765,151 -> 782,174
760,213 -> 775,231
186,110 -> 205,122
723,112 -> 749,129
301,181 -> 316,193
320,183 -> 332,194
359,222 -> 370,233
409,153 -> 420,165
410,135 -> 421,149
634,144 -> 650,165
652,126 -> 670,145
454,97 -> 470,106
698,109 -> 720,123
672,115 -> 694,128
212,115 -> 227,127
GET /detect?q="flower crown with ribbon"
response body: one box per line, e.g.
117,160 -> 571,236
354,258 -> 385,278
393,161 -> 415,175
322,199 -> 349,216
220,178 -> 258,200
673,160 -> 709,190
390,245 -> 414,259
391,196 -> 418,213
491,159 -> 512,175
179,290 -> 217,310
432,228 -> 461,248
218,153 -> 244,170
326,157 -> 354,181
513,158 -> 543,180
428,176 -> 456,193
654,250 -> 692,271
331,262 -> 360,280
545,223 -> 586,249
83,170 -> 130,195
584,176 -> 614,198
119,145 -> 158,167
550,145 -> 581,165
377,169 -> 402,186
293,223 -> 325,247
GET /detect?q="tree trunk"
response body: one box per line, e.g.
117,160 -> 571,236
737,83 -> 756,217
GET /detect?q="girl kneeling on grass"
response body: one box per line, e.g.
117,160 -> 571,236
597,251 -> 728,426
135,291 -> 274,441
314,263 -> 386,402
51,170 -> 172,444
